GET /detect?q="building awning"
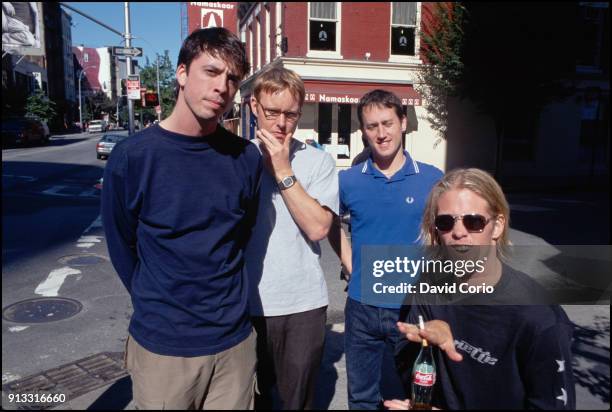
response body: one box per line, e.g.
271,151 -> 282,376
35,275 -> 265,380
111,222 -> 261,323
303,80 -> 422,106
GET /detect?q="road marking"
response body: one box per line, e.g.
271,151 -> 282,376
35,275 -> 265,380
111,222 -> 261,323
35,267 -> 82,297
2,174 -> 38,182
84,215 -> 103,233
41,185 -> 99,198
2,372 -> 22,385
8,326 -> 30,332
330,322 -> 345,333
77,235 -> 103,249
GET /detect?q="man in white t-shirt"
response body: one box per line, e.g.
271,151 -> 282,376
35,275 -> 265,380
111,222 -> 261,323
245,67 -> 338,410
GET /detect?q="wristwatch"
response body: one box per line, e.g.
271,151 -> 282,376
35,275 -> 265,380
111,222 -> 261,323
278,175 -> 297,190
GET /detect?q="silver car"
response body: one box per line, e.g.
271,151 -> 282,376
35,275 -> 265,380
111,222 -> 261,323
88,120 -> 107,133
96,133 -> 128,160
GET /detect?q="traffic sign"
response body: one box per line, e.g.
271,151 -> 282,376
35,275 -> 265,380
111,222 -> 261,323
112,46 -> 143,57
126,75 -> 141,100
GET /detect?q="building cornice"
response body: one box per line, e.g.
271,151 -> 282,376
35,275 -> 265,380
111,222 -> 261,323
280,56 -> 423,71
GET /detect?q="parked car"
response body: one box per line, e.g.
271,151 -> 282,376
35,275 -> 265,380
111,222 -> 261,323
96,132 -> 128,160
2,117 -> 49,147
88,120 -> 107,133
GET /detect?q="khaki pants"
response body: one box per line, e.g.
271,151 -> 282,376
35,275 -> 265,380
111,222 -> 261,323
125,331 -> 257,410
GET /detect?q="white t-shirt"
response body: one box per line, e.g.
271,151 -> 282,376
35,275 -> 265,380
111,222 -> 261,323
246,139 -> 339,316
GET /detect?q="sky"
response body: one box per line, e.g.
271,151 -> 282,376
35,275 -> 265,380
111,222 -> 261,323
65,2 -> 182,67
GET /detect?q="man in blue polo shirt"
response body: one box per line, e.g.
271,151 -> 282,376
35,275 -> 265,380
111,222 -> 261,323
330,89 -> 443,409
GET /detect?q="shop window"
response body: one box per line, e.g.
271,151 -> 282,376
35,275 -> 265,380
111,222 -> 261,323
338,104 -> 351,159
309,2 -> 338,52
391,2 -> 416,56
318,103 -> 332,145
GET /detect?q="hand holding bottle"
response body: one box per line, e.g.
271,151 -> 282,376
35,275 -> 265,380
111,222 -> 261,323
397,319 -> 463,362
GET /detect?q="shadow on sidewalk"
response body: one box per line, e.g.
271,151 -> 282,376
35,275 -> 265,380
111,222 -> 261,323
571,315 -> 610,404
87,376 -> 132,410
315,326 -> 344,409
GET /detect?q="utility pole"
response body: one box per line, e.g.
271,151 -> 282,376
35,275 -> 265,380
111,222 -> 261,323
124,2 -> 135,136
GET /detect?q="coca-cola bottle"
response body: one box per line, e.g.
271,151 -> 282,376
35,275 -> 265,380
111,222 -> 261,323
411,315 -> 436,410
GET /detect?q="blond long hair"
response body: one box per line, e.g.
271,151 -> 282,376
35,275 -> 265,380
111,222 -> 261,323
419,168 -> 512,261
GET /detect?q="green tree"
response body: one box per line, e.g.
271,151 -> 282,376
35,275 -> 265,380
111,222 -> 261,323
25,90 -> 57,122
137,50 -> 176,121
417,2 -> 466,145
88,91 -> 115,120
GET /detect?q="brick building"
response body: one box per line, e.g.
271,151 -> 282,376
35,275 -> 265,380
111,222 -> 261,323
237,2 -> 444,169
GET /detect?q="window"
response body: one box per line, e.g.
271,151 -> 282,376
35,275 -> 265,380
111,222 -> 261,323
309,2 -> 338,52
391,2 -> 417,56
84,52 -> 89,63
317,103 -> 332,145
338,104 -> 351,159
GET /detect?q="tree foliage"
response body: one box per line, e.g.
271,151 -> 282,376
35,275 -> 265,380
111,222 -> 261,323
88,91 -> 115,120
417,2 -> 466,142
25,90 -> 57,122
135,50 -> 176,122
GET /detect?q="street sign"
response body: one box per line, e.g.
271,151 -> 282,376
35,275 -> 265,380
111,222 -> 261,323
112,46 -> 143,57
127,75 -> 141,100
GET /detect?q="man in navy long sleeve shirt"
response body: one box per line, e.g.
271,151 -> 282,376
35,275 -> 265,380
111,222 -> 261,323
101,28 -> 262,410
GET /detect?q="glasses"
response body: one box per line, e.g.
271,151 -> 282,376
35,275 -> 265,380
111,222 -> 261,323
258,104 -> 301,123
434,214 -> 493,233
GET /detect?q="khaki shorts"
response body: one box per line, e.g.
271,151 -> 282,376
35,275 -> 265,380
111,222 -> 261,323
124,331 -> 257,410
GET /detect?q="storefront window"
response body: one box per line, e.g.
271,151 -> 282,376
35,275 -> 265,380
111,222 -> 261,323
338,104 -> 351,159
318,103 -> 332,144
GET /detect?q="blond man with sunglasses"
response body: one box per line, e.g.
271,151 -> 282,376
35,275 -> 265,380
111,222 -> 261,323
245,67 -> 338,409
388,168 -> 576,410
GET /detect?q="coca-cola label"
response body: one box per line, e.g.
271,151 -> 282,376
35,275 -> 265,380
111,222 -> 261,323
413,371 -> 436,386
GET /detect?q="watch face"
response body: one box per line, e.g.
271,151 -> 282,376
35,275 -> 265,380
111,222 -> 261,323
282,176 -> 294,186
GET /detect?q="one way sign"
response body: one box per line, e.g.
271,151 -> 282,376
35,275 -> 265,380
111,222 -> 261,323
112,46 -> 143,57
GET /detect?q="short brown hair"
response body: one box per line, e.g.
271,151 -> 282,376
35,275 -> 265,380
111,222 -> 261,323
419,168 -> 512,261
252,67 -> 305,107
357,89 -> 405,129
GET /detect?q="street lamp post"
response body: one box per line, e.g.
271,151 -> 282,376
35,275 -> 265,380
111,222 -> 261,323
78,65 -> 96,132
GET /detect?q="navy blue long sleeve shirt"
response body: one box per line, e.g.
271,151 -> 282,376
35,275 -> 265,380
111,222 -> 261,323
101,124 -> 262,357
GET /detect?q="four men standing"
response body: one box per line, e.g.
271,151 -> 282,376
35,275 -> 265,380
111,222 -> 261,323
102,27 -> 576,411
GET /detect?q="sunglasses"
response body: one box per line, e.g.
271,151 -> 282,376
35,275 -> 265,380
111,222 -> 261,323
434,214 -> 493,233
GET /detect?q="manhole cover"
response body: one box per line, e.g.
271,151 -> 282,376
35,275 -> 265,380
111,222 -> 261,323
2,298 -> 83,324
58,254 -> 107,266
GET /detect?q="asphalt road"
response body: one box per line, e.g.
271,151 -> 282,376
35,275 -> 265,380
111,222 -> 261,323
2,132 -> 131,394
1,132 -> 609,410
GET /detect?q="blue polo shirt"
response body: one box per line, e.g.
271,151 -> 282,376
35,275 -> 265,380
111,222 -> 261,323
339,152 -> 443,308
